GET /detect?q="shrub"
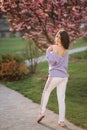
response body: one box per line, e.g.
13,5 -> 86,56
24,40 -> 39,73
0,53 -> 29,81
1,53 -> 24,63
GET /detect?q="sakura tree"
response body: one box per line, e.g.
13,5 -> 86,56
1,0 -> 87,51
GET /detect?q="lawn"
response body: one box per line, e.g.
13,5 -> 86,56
70,50 -> 87,59
0,37 -> 87,55
0,37 -> 27,55
69,37 -> 87,50
0,37 -> 87,129
4,51 -> 87,130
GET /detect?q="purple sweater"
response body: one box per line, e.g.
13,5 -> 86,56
46,50 -> 69,78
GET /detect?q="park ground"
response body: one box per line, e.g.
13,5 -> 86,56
0,37 -> 87,130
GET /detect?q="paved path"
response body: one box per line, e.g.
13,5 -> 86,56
0,84 -> 84,130
25,46 -> 87,66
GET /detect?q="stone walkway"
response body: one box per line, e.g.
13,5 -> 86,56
0,84 -> 84,130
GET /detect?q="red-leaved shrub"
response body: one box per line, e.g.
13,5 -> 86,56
0,54 -> 29,81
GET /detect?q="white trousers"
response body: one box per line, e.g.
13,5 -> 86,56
40,77 -> 68,122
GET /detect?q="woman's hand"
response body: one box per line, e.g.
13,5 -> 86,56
47,45 -> 53,52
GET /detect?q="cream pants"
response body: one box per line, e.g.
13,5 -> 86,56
40,77 -> 68,122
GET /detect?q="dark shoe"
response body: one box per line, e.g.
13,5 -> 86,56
37,114 -> 45,123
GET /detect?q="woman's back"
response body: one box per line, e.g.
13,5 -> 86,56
46,46 -> 69,78
52,45 -> 67,57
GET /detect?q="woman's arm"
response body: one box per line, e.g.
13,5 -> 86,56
46,45 -> 57,65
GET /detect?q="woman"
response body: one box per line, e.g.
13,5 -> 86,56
37,29 -> 70,127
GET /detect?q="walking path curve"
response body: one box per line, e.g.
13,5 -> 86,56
25,46 -> 87,66
0,85 -> 84,130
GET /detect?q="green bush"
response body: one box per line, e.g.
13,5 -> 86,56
23,40 -> 39,73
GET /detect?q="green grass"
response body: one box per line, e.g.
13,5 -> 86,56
69,37 -> 87,50
0,37 -> 27,55
66,61 -> 87,129
0,37 -> 87,56
70,50 -> 87,59
0,37 -> 41,60
4,57 -> 87,129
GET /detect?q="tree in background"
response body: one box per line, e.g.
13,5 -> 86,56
0,0 -> 87,51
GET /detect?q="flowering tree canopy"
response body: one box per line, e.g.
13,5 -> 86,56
0,0 -> 87,50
